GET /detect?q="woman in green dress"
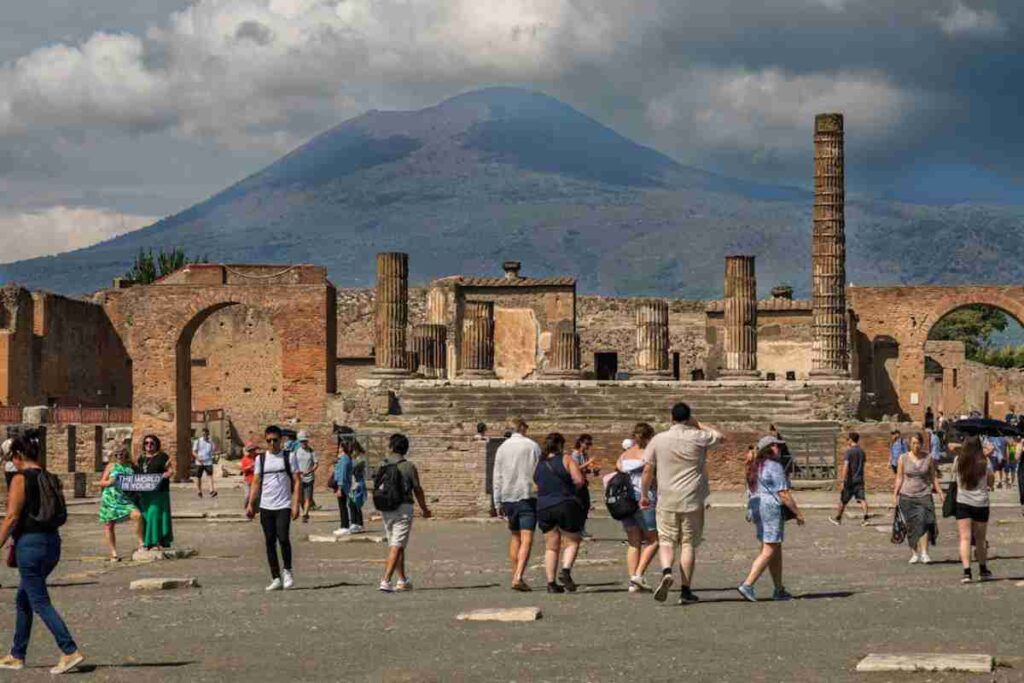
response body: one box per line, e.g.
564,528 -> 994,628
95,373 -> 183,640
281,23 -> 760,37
136,434 -> 175,549
98,447 -> 144,561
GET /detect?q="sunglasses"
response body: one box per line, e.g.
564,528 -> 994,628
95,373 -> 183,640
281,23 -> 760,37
266,437 -> 280,443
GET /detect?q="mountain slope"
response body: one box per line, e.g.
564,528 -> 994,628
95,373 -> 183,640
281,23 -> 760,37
2,87 -> 1023,298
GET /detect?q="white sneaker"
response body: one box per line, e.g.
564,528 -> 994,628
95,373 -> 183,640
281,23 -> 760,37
333,527 -> 352,536
282,570 -> 294,590
630,575 -> 653,592
909,554 -> 920,564
628,583 -> 640,593
349,524 -> 364,534
919,552 -> 931,564
379,580 -> 395,593
396,579 -> 413,592
265,577 -> 283,591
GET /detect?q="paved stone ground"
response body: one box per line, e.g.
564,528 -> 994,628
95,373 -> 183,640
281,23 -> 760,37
2,487 -> 1024,681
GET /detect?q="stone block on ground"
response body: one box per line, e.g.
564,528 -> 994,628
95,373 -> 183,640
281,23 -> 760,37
132,547 -> 198,562
456,607 -> 542,623
129,577 -> 200,591
308,534 -> 386,544
855,654 -> 992,673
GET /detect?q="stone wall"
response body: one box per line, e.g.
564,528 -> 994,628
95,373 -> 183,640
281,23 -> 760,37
706,300 -> 814,379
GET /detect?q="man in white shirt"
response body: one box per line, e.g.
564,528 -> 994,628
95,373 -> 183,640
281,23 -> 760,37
246,425 -> 301,591
192,428 -> 217,498
293,431 -> 320,522
492,419 -> 541,591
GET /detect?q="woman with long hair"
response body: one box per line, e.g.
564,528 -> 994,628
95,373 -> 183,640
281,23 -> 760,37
954,435 -> 995,583
616,422 -> 659,593
98,446 -> 144,561
136,435 -> 175,550
0,431 -> 84,674
569,434 -> 597,537
331,427 -> 367,536
892,432 -> 943,564
738,435 -> 804,602
534,432 -> 586,593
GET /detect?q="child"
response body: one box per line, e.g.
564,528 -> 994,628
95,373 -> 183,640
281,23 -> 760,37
240,443 -> 257,510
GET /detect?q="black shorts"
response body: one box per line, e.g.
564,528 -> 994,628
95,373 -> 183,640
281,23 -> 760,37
537,501 -> 585,534
840,483 -> 865,505
955,503 -> 990,523
501,499 -> 537,533
194,465 -> 213,478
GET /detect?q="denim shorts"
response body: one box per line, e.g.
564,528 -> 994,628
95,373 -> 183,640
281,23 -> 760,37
501,499 -> 538,532
621,507 -> 657,533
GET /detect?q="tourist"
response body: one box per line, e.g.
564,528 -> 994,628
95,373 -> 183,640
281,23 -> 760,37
569,434 -> 597,537
348,436 -> 368,533
892,433 -> 943,564
924,406 -> 935,431
247,425 -> 301,591
640,402 -> 724,605
331,427 -> 366,536
377,433 -> 432,593
737,435 -> 804,602
136,435 -> 175,549
98,446 -> 144,562
829,432 -> 870,526
1008,438 -> 1018,488
191,427 -> 217,498
928,428 -> 943,463
616,422 -> 658,593
2,438 -> 16,489
985,434 -> 1007,488
889,430 -> 908,474
240,443 -> 257,511
474,422 -> 488,441
534,432 -> 586,593
492,419 -> 541,591
0,431 -> 84,675
294,431 -> 320,522
952,436 -> 994,583
937,410 -> 948,432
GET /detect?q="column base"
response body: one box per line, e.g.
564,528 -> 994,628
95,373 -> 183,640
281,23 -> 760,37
458,369 -> 498,379
720,369 -> 760,378
808,368 -> 850,379
634,371 -> 674,382
543,369 -> 582,380
371,367 -> 412,379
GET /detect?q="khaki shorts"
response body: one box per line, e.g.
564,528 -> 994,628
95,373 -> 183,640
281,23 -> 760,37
656,507 -> 704,548
382,503 -> 415,548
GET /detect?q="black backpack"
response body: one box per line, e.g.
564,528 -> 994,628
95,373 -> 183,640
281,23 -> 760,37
372,463 -> 407,512
30,470 -> 68,530
604,471 -> 639,520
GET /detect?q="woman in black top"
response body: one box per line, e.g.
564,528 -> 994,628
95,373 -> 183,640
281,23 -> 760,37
533,433 -> 586,593
136,435 -> 175,549
0,432 -> 83,674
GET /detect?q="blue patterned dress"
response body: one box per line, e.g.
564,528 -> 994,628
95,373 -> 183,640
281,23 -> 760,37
747,460 -> 789,544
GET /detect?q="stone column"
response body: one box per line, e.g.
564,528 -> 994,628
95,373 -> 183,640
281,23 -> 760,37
634,300 -> 671,380
373,252 -> 411,377
721,255 -> 759,377
412,323 -> 448,379
546,321 -> 581,378
811,113 -> 849,377
459,301 -> 496,379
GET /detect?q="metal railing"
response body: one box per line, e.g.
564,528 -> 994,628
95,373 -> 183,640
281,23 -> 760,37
52,406 -> 132,425
0,405 -> 22,423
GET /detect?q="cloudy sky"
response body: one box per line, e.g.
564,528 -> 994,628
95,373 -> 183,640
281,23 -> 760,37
1,0 -> 1021,262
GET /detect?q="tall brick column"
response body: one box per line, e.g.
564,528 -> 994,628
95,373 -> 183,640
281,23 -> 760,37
811,113 -> 849,377
459,301 -> 496,379
546,321 -> 581,378
373,252 -> 411,377
721,255 -> 759,377
634,300 -> 671,380
413,323 -> 447,379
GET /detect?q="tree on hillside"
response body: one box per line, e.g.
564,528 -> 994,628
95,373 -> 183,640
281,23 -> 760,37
929,305 -> 1010,361
124,248 -> 207,284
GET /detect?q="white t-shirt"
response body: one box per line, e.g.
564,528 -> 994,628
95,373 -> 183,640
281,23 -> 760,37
193,437 -> 215,465
294,447 -> 318,484
255,451 -> 299,510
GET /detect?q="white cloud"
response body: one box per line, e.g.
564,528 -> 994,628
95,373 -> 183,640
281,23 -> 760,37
933,1 -> 1006,38
0,207 -> 156,263
646,67 -> 919,155
0,0 -> 618,146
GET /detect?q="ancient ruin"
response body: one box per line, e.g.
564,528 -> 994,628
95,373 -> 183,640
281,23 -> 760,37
4,113 -> 1024,516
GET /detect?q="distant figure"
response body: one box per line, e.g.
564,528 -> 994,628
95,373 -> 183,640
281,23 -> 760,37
240,444 -> 258,511
294,431 -> 319,522
616,423 -> 658,593
376,433 -> 432,593
492,419 -> 541,591
928,428 -> 943,463
937,410 -> 948,433
332,426 -> 367,536
889,430 -> 908,474
953,436 -> 994,583
97,447 -> 144,562
192,428 -> 217,498
924,407 -> 935,431
2,439 -> 16,489
474,422 -> 488,442
829,432 -> 869,526
569,434 -> 597,537
983,435 -> 1007,489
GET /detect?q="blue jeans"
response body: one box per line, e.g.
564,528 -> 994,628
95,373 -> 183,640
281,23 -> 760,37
12,532 -> 77,660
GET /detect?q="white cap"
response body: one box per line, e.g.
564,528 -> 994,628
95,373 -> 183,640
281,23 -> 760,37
621,438 -> 634,450
297,430 -> 310,442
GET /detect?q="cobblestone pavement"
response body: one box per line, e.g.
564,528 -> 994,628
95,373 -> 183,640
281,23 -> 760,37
2,487 -> 1024,681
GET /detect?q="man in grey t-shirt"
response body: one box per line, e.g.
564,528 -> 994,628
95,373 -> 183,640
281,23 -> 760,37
294,431 -> 319,523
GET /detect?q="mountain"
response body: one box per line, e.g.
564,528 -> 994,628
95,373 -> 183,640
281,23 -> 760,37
3,87 -> 1024,298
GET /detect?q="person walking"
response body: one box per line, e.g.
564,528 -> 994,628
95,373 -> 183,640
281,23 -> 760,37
377,433 -> 432,593
492,419 -> 541,591
889,430 -> 908,474
616,422 -> 658,593
534,432 -> 586,594
924,406 -> 935,431
136,435 -> 175,550
640,402 -> 724,605
191,427 -> 217,498
953,436 -> 995,583
246,425 -> 301,591
97,447 -> 144,562
892,433 -> 943,565
294,431 -> 319,522
240,443 -> 257,511
928,428 -> 943,464
829,432 -> 870,526
985,434 -> 1007,488
2,439 -> 16,489
737,435 -> 804,602
330,428 -> 362,536
569,434 -> 598,538
0,431 -> 84,675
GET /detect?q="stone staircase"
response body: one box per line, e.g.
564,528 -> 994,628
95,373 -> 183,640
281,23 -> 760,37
391,382 -> 818,427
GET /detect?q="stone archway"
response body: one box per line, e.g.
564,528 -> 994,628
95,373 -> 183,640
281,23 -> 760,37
99,265 -> 336,475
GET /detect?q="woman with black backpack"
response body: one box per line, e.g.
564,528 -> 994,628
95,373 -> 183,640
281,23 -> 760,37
613,423 -> 658,593
0,431 -> 84,675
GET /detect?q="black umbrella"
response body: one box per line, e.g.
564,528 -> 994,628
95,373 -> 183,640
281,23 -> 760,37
951,418 -> 1022,437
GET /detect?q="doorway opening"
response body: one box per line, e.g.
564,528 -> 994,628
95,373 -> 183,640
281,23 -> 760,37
594,352 -> 618,381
